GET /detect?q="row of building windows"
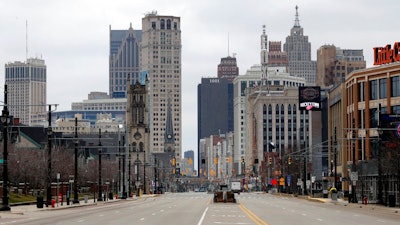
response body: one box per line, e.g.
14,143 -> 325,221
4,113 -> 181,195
5,67 -> 46,81
358,75 -> 400,101
151,19 -> 178,30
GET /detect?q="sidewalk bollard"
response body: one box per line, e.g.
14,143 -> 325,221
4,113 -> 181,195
363,196 -> 367,205
51,199 -> 55,208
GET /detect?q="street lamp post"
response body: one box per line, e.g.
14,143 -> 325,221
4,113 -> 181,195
46,105 -> 53,207
0,84 -> 10,211
97,129 -> 103,202
128,144 -> 131,198
334,127 -> 337,190
134,148 -> 141,196
122,135 -> 127,199
143,150 -> 147,194
73,117 -> 79,204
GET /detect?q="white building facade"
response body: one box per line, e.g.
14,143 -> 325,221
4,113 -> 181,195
233,65 -> 306,177
5,58 -> 47,126
141,12 -> 182,162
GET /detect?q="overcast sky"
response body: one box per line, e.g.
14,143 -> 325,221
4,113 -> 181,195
0,0 -> 398,156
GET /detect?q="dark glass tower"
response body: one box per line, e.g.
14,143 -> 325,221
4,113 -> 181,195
109,23 -> 142,98
197,77 -> 233,145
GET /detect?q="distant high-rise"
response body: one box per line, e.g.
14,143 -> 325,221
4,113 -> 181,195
5,58 -> 47,126
283,6 -> 316,84
109,24 -> 142,98
141,12 -> 182,160
316,45 -> 366,87
268,41 -> 288,69
217,56 -> 239,83
198,77 -> 233,143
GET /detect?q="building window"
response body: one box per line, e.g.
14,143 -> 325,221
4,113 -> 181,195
160,19 -> 165,29
152,22 -> 156,29
358,82 -> 365,102
240,81 -> 247,96
392,76 -> 400,97
167,19 -> 171,29
370,79 -> 378,100
379,78 -> 387,99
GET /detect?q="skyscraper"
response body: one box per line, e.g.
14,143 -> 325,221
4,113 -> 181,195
141,12 -> 182,161
283,6 -> 316,84
5,58 -> 46,126
198,77 -> 233,142
316,45 -> 366,87
109,24 -> 142,98
268,41 -> 288,69
217,56 -> 239,83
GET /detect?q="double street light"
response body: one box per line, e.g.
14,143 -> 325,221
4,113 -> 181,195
0,84 -> 10,211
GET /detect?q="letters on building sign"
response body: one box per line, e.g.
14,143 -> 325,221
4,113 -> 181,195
373,42 -> 400,65
209,79 -> 220,83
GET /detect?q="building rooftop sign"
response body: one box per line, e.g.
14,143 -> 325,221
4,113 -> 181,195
373,42 -> 400,65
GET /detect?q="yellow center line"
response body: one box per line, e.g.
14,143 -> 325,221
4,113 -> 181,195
239,203 -> 269,225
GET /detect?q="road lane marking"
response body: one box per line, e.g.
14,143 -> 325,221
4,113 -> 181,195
239,204 -> 269,225
197,206 -> 209,225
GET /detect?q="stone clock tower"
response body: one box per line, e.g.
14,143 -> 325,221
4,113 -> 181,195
126,76 -> 150,193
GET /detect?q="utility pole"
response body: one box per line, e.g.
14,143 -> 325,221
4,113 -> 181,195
122,135 -> 127,199
334,127 -> 337,189
46,105 -> 52,207
97,129 -> 103,202
0,85 -> 10,211
73,117 -> 79,204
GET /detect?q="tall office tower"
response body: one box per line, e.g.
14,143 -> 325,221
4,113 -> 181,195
5,58 -> 47,126
197,77 -> 233,145
141,12 -> 182,160
109,23 -> 142,98
283,6 -> 316,84
268,41 -> 289,69
316,45 -> 366,87
217,56 -> 239,83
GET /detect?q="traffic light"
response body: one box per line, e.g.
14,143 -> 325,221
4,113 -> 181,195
288,157 -> 292,165
171,157 -> 176,166
268,157 -> 272,165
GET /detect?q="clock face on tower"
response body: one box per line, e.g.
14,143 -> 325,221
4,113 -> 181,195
167,134 -> 172,139
134,131 -> 142,140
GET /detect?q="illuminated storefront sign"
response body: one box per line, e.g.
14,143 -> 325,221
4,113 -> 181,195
373,42 -> 400,65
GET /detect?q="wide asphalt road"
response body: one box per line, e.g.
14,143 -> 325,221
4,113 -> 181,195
1,192 -> 399,225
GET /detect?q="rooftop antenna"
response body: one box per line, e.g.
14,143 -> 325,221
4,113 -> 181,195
294,5 -> 300,27
227,32 -> 230,57
26,20 -> 28,61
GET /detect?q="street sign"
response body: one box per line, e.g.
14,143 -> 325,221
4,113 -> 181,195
350,172 -> 358,181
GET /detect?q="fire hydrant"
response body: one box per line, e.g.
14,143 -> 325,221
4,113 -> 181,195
363,196 -> 367,205
51,198 -> 56,208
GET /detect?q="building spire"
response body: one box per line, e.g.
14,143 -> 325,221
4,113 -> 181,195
164,91 -> 175,144
294,5 -> 300,27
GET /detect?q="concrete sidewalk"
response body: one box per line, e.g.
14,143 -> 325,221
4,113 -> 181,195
0,194 -> 156,219
273,192 -> 400,215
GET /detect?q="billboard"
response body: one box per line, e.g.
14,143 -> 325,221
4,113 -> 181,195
380,114 -> 400,148
298,86 -> 321,111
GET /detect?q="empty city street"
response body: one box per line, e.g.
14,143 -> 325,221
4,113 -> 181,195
1,192 -> 399,225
